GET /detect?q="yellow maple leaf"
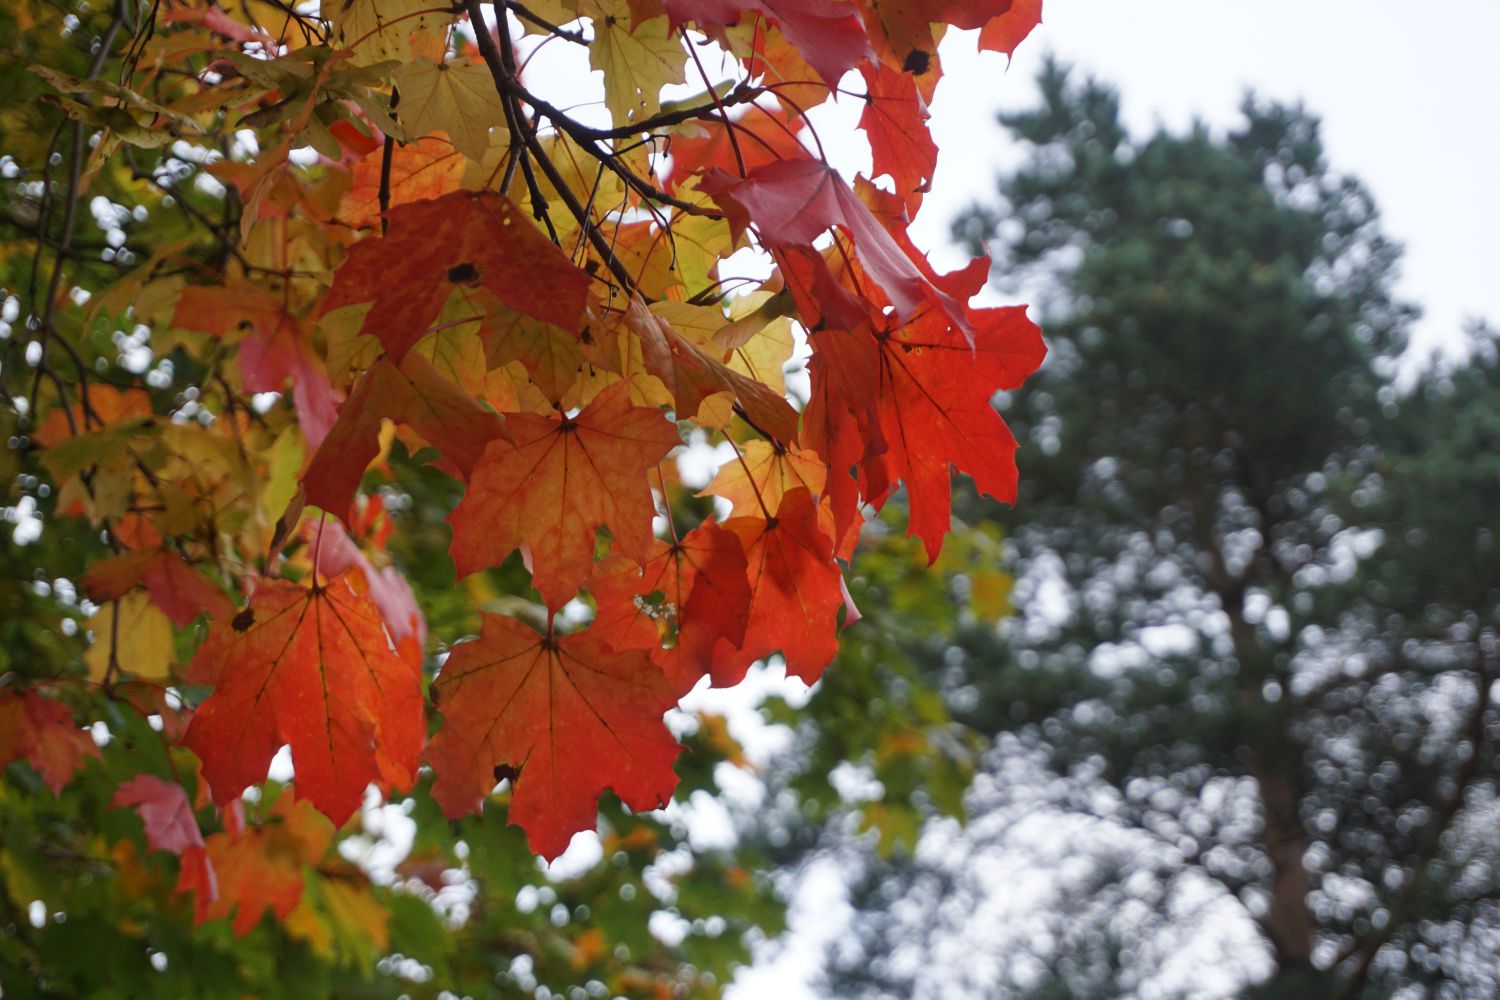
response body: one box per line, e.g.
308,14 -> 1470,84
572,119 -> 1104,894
85,592 -> 175,682
584,0 -> 686,127
392,57 -> 505,162
330,0 -> 447,65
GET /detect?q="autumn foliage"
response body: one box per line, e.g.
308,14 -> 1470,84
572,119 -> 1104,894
3,0 -> 1043,958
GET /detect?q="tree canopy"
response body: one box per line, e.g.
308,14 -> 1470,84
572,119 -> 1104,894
821,62 -> 1500,1000
0,0 -> 1047,995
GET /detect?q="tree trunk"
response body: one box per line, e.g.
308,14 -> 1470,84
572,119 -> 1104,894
1255,761 -> 1316,974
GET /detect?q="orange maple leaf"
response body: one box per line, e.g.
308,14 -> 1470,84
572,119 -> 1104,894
197,797 -> 333,936
447,381 -> 681,610
589,518 -> 751,695
180,574 -> 423,824
427,614 -> 683,860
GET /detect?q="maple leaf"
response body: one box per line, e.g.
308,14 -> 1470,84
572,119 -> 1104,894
112,775 -> 219,915
83,547 -> 234,627
330,0 -> 446,65
340,134 -> 464,230
180,574 -> 424,824
478,308 -> 587,405
586,0 -> 688,127
858,62 -> 937,208
312,518 -> 427,645
303,350 -> 507,523
83,592 -> 176,682
321,191 -> 591,363
0,690 -> 100,794
427,613 -> 683,860
855,0 -> 1017,75
172,282 -> 339,448
197,797 -> 333,936
391,57 -> 504,161
627,298 -> 800,443
737,20 -> 832,113
666,102 -> 807,192
700,439 -> 827,519
711,487 -> 845,686
806,301 -> 1046,562
113,774 -> 206,856
589,518 -> 752,694
665,0 -> 872,87
699,159 -> 973,342
31,384 -> 152,447
447,380 -> 681,610
979,0 -> 1044,60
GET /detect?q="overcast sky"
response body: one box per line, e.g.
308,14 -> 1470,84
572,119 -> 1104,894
906,0 -> 1500,359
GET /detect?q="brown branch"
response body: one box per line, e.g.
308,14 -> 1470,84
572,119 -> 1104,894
505,0 -> 587,44
465,0 -> 635,293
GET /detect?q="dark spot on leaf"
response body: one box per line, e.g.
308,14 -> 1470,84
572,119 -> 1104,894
903,49 -> 932,75
447,262 -> 480,283
232,608 -> 255,632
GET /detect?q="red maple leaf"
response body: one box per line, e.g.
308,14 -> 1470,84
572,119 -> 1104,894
666,102 -> 807,192
112,774 -> 218,912
590,518 -> 751,695
805,296 -> 1046,561
710,487 -> 845,686
979,0 -> 1043,60
173,282 -> 339,449
180,574 -> 424,824
427,614 -> 683,860
447,381 -> 681,610
856,0 -> 1019,76
113,774 -> 206,856
196,797 -> 332,936
0,689 -> 100,794
322,190 -> 591,363
303,351 -> 507,523
858,62 -> 937,210
699,159 -> 972,342
664,0 -> 873,87
341,135 -> 464,230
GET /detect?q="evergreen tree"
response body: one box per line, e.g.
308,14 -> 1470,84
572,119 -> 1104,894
821,62 -> 1500,999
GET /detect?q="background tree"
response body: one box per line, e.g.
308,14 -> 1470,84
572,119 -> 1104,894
816,62 -> 1500,999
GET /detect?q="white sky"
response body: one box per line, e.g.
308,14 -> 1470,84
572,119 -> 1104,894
906,0 -> 1500,358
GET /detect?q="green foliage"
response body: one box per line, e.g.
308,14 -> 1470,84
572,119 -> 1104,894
826,63 -> 1500,1000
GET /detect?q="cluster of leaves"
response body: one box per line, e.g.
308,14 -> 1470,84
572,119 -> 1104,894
0,0 -> 1044,990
